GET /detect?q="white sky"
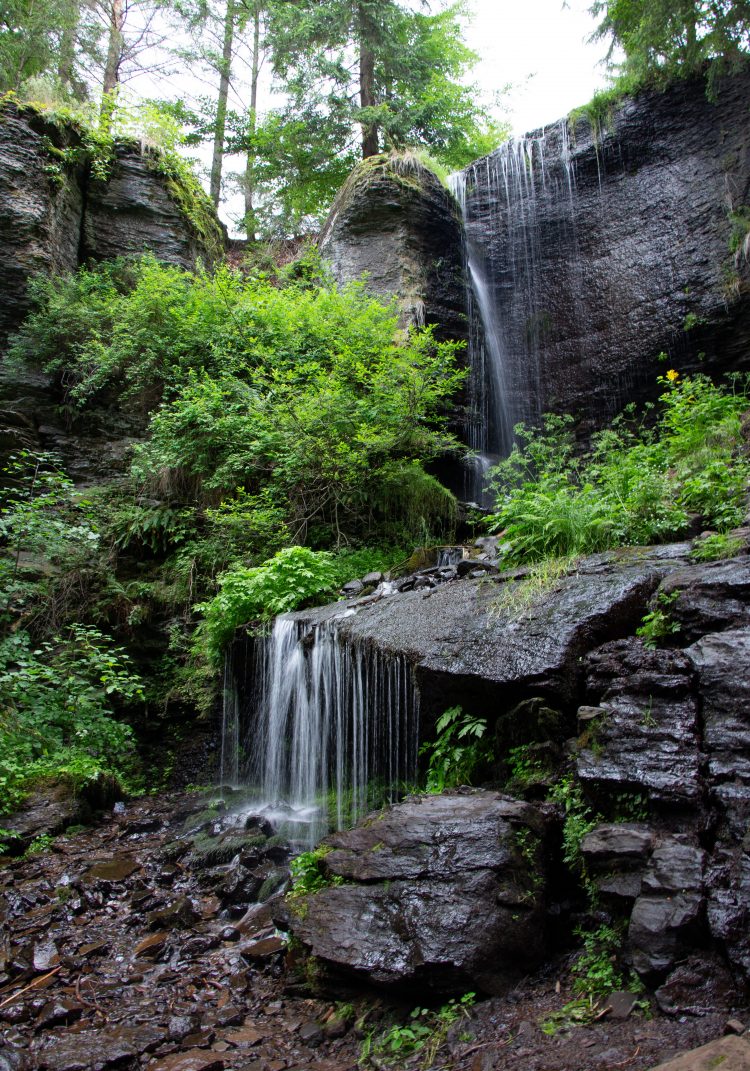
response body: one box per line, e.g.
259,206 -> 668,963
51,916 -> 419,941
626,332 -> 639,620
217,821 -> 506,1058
466,0 -> 613,135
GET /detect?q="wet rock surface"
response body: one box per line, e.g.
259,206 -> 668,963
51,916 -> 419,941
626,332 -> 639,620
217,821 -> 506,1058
292,543 -> 693,717
0,103 -> 224,344
3,790 -> 741,1071
457,67 -> 750,430
279,790 -> 550,995
319,154 -> 467,344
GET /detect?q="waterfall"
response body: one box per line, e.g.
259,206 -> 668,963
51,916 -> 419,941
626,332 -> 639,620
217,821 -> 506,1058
450,121 -> 581,498
219,647 -> 240,791
241,614 -> 420,845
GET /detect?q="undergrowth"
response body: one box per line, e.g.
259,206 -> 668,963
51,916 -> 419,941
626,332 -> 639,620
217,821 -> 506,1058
487,373 -> 750,565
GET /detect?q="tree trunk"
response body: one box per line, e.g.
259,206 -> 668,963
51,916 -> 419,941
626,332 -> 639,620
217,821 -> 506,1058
358,3 -> 379,158
102,0 -> 125,97
58,5 -> 79,95
244,2 -> 262,235
210,0 -> 236,208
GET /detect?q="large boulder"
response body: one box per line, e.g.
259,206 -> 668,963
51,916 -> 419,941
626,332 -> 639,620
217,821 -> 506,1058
319,152 -> 467,343
278,790 -> 550,995
285,543 -> 692,722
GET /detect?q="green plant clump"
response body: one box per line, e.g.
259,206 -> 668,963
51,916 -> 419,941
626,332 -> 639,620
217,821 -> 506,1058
360,993 -> 475,1069
487,373 -> 750,565
636,590 -> 681,648
288,845 -> 344,898
420,706 -> 491,793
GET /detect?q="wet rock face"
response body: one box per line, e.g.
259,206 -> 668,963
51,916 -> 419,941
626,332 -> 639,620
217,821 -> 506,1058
458,68 -> 750,428
318,154 -> 468,343
0,104 -> 82,342
290,543 -> 692,721
81,146 -> 214,269
577,639 -> 701,805
279,790 -> 550,995
0,104 -> 224,343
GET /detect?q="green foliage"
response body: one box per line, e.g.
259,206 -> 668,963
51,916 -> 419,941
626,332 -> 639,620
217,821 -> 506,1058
572,923 -> 626,998
507,744 -> 547,790
288,845 -> 343,897
420,706 -> 491,793
487,375 -> 750,565
196,547 -> 338,664
691,532 -> 745,561
0,625 -> 142,814
590,0 -> 750,93
360,993 -> 475,1070
549,775 -> 598,879
260,0 -> 506,233
636,590 -> 681,648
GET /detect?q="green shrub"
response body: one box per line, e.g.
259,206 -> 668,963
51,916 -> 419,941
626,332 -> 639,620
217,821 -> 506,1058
420,706 -> 491,793
0,625 -> 142,813
196,546 -> 338,663
636,591 -> 681,648
691,532 -> 745,561
487,374 -> 750,564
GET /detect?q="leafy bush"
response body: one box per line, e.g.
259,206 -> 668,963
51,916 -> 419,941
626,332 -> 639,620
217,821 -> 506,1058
0,626 -> 142,813
691,532 -> 745,561
420,706 -> 491,792
487,374 -> 750,564
288,845 -> 343,898
636,591 -> 681,648
360,993 -> 475,1069
197,546 -> 338,664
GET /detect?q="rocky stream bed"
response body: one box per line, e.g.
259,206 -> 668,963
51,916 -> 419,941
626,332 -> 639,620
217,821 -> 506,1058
0,787 -> 747,1071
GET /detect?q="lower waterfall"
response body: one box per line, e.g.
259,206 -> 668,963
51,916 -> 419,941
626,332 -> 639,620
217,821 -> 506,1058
221,613 -> 420,845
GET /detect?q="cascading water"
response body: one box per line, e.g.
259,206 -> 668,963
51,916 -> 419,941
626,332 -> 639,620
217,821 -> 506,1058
225,613 -> 420,846
450,120 -> 582,499
219,647 -> 240,792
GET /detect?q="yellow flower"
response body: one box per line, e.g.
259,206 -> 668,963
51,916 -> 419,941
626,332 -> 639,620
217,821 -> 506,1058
666,369 -> 679,382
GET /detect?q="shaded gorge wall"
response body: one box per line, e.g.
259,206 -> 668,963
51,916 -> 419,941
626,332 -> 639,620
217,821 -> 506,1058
452,68 -> 750,441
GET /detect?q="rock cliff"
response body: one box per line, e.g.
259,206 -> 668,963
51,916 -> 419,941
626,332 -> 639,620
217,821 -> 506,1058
318,152 -> 467,343
267,529 -> 750,997
459,68 -> 750,430
0,101 -> 225,343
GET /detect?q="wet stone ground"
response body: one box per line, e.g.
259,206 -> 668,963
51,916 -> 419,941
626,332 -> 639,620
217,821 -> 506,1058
0,791 -> 745,1071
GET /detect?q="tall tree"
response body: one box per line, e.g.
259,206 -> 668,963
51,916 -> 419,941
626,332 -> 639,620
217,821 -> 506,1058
591,0 -> 750,85
246,0 -> 502,234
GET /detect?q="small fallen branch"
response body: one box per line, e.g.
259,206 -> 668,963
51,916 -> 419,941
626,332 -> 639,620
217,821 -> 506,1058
0,965 -> 61,1009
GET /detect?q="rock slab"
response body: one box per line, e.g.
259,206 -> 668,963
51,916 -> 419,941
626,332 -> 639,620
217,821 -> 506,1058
278,789 -> 550,995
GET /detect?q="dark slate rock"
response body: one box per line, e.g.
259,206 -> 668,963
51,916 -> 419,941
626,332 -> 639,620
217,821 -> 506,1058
0,103 -> 82,341
686,628 -> 750,840
81,145 -> 222,269
456,67 -> 750,432
582,822 -> 655,904
577,639 -> 701,804
581,823 -> 655,871
291,544 -> 689,717
705,843 -> 750,977
278,790 -> 550,995
319,153 -> 467,344
655,955 -> 740,1016
629,836 -> 705,978
659,558 -> 750,643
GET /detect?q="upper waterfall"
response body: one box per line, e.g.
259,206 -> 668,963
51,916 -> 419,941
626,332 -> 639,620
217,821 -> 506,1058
450,120 -> 582,496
